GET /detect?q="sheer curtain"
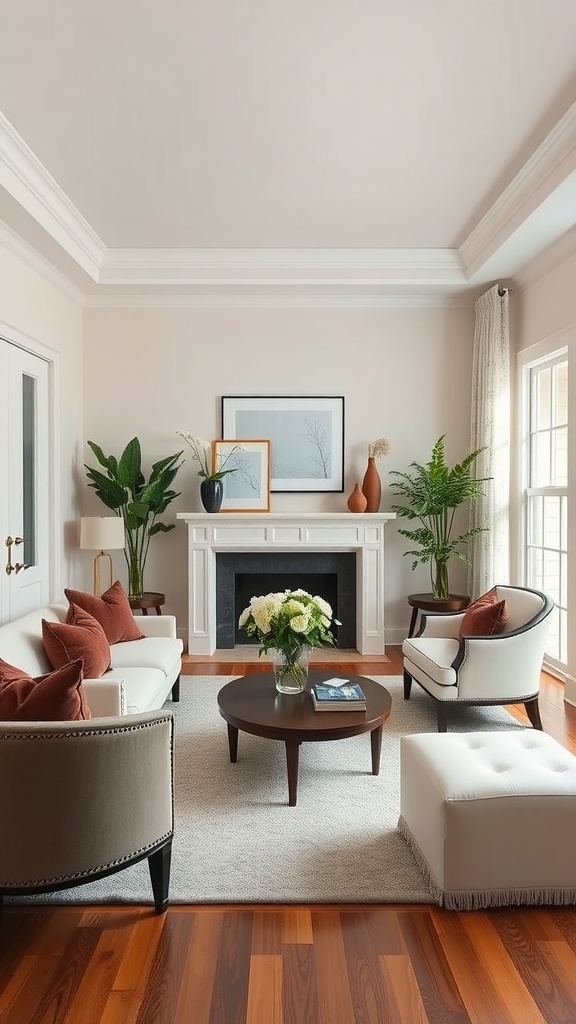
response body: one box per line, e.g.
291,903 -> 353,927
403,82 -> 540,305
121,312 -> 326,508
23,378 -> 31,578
468,284 -> 510,598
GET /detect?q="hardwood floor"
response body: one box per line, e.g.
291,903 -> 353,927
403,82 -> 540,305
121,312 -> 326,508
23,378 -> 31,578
2,649 -> 576,1024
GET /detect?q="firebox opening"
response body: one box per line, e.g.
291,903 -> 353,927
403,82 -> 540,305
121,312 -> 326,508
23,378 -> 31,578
216,552 -> 356,649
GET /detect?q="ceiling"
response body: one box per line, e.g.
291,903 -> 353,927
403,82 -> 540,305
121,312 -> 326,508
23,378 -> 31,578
1,0 -> 576,305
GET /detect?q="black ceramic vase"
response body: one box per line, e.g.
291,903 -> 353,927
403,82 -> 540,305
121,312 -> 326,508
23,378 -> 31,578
200,478 -> 224,513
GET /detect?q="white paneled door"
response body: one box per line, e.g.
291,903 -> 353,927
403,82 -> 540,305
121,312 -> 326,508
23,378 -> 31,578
0,339 -> 50,624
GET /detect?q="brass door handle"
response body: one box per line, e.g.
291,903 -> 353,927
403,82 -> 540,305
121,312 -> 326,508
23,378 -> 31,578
5,535 -> 29,575
5,535 -> 14,575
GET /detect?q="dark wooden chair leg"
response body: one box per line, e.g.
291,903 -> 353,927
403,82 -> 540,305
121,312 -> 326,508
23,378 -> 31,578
524,696 -> 543,730
403,670 -> 413,699
148,839 -> 172,913
436,703 -> 449,732
171,676 -> 180,702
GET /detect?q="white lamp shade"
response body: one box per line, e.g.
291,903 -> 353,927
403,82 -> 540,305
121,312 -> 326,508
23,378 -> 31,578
80,516 -> 125,551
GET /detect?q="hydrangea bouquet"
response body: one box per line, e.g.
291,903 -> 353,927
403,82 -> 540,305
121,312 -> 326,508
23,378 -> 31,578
239,589 -> 340,692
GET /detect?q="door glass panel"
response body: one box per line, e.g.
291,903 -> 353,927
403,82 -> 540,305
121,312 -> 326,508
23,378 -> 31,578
22,373 -> 36,567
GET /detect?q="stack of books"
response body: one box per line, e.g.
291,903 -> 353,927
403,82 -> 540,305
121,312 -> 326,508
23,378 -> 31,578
311,678 -> 367,711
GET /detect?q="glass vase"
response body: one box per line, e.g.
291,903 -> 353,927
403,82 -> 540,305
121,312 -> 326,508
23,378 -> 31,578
127,556 -> 144,601
272,647 -> 310,694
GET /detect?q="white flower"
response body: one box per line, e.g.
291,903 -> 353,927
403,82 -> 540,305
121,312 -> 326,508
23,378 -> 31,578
238,606 -> 251,628
251,593 -> 283,633
284,599 -> 306,616
313,595 -> 333,618
176,431 -> 212,477
290,614 -> 310,633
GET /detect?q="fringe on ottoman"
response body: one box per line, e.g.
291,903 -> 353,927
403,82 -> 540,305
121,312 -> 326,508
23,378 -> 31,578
396,815 -> 576,911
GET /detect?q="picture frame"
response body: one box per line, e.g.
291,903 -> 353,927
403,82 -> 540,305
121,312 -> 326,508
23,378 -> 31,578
221,396 -> 345,492
212,439 -> 271,512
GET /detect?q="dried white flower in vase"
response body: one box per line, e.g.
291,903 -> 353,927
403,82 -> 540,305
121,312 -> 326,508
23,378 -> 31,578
367,437 -> 391,459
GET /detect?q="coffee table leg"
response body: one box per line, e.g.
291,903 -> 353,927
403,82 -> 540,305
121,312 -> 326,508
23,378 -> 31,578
227,724 -> 239,763
370,726 -> 383,775
285,741 -> 301,806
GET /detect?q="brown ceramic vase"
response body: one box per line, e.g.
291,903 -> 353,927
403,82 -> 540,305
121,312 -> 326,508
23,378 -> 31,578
361,457 -> 381,512
347,482 -> 368,513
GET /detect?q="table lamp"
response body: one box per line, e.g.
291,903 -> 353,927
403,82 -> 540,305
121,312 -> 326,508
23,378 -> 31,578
80,516 -> 125,596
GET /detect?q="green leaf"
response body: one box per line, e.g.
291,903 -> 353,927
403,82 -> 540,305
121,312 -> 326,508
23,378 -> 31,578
117,437 -> 142,490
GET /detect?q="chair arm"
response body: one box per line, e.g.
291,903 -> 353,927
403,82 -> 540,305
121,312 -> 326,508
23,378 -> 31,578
137,615 -> 178,639
82,677 -> 126,717
419,612 -> 465,639
0,710 -> 174,888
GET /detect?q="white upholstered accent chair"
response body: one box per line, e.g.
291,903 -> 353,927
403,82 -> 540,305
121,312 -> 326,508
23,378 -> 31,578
0,710 -> 174,914
402,585 -> 553,732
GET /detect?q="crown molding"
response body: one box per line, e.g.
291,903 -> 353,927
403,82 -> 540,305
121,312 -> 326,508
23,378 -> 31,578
460,100 -> 576,279
512,225 -> 576,293
98,247 -> 465,286
0,111 -> 105,280
0,218 -> 85,304
83,290 -> 474,309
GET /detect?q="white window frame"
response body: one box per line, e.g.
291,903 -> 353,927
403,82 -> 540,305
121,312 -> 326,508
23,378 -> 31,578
517,339 -> 569,680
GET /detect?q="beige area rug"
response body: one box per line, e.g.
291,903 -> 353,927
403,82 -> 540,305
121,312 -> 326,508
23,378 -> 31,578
7,677 -> 525,908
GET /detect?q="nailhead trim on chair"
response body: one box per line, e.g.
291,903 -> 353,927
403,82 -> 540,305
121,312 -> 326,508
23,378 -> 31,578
2,831 -> 174,888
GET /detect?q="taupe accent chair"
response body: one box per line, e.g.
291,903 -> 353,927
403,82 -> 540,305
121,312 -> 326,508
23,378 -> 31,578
402,585 -> 553,732
0,710 -> 174,914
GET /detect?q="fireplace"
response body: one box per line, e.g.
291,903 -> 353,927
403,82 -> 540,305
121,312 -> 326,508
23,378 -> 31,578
177,511 -> 396,655
215,551 -> 357,648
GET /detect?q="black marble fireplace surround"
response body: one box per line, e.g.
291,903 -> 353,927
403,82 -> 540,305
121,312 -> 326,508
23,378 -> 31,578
216,551 -> 357,649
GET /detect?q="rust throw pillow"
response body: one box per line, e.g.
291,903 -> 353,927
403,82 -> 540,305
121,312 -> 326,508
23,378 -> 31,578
42,606 -> 111,678
459,587 -> 508,638
0,657 -> 91,721
64,580 -> 144,644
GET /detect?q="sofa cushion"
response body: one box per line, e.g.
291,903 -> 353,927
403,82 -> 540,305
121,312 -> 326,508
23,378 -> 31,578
0,657 -> 91,721
64,581 -> 144,644
112,666 -> 172,714
42,606 -> 111,678
459,588 -> 508,638
402,637 -> 460,686
110,636 -> 183,676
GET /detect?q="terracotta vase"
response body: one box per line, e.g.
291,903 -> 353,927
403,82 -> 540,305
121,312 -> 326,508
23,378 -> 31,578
361,457 -> 381,512
347,482 -> 368,513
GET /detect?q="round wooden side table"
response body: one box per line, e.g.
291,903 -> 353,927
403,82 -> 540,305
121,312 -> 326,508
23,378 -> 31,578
407,592 -> 470,637
129,591 -> 165,616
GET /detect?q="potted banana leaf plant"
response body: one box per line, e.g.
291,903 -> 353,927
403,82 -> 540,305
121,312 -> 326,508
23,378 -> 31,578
85,437 -> 184,599
388,435 -> 489,600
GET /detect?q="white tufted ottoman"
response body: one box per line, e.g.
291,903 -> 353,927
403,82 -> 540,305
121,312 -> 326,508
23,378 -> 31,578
398,731 -> 576,909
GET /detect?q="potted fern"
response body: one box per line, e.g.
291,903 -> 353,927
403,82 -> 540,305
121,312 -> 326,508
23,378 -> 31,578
85,437 -> 184,599
388,435 -> 489,600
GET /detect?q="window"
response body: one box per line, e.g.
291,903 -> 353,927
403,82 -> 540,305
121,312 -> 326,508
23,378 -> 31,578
524,355 -> 568,667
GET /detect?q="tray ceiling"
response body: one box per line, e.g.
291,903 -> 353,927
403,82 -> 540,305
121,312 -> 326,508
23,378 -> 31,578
1,0 -> 576,303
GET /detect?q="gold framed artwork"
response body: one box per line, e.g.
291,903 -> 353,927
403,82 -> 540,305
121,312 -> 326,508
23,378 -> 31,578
212,439 -> 271,512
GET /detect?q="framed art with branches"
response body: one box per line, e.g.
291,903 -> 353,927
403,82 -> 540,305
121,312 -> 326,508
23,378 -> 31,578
221,396 -> 344,492
212,439 -> 271,511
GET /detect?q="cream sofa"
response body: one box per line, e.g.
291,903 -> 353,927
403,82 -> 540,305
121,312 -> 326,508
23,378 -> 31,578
0,604 -> 183,717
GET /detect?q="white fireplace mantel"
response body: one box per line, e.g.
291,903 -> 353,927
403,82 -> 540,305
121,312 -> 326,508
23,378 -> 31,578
177,511 -> 396,656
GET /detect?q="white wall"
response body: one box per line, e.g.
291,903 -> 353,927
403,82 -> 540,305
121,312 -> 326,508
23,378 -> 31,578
83,304 -> 475,643
0,244 -> 84,598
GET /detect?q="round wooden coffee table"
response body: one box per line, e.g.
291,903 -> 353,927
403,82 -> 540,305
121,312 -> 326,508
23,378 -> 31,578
217,670 -> 392,806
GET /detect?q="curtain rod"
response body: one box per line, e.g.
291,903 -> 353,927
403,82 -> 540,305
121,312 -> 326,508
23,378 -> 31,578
498,287 -> 508,296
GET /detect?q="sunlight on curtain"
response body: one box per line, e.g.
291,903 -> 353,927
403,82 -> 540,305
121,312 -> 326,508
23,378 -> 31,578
468,285 -> 510,598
